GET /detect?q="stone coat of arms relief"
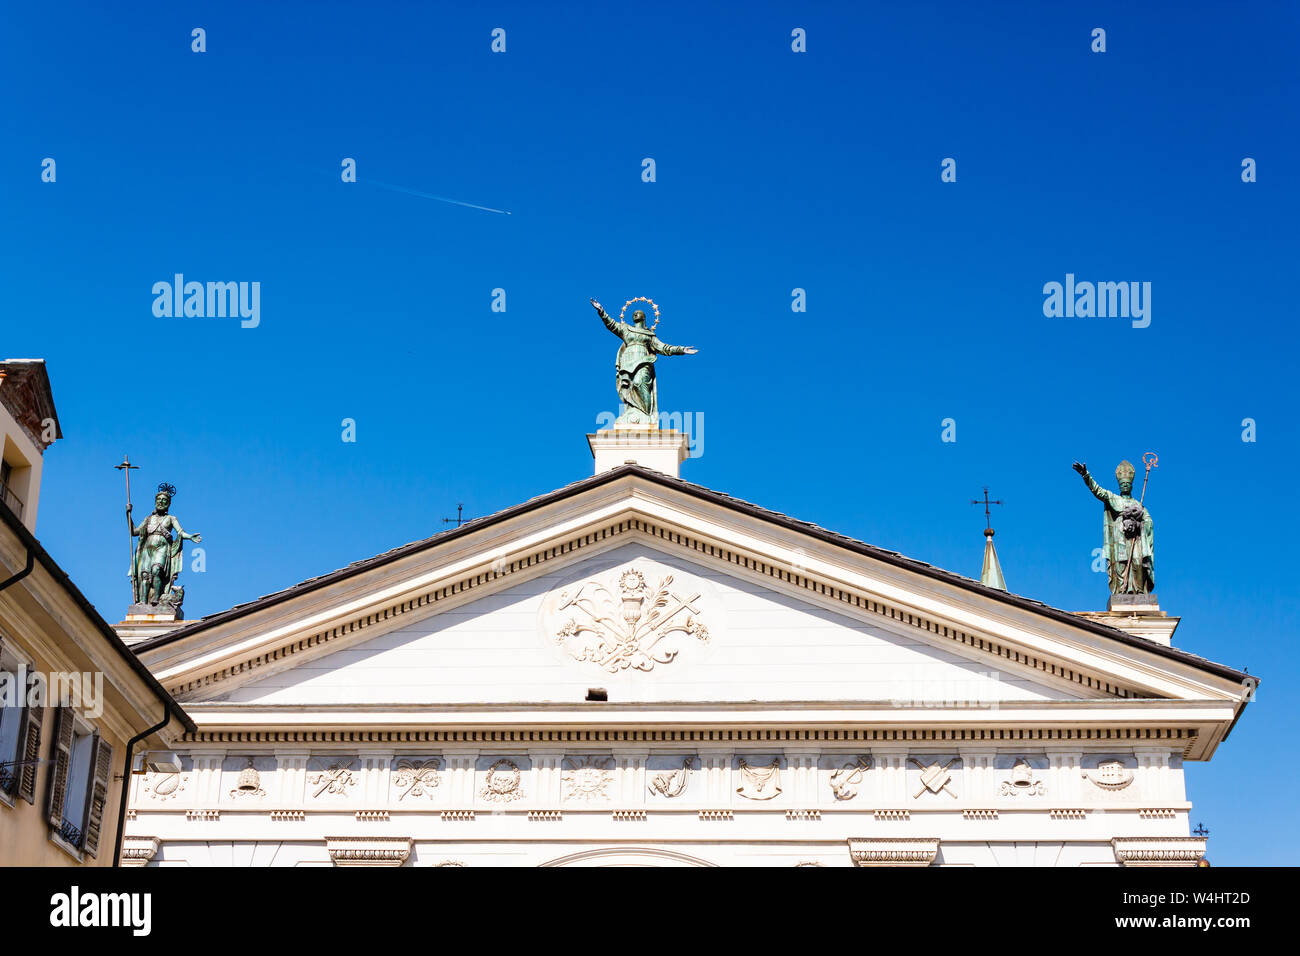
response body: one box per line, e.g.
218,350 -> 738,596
542,565 -> 713,673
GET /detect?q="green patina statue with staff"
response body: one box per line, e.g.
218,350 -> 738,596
124,478 -> 201,615
1073,454 -> 1157,597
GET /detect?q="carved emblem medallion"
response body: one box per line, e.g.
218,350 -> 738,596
736,758 -> 782,800
910,758 -> 958,799
829,756 -> 873,801
544,566 -> 711,673
480,759 -> 524,803
393,758 -> 442,801
230,757 -> 266,799
142,771 -> 186,802
999,757 -> 1046,797
308,762 -> 358,799
1083,759 -> 1134,791
562,757 -> 614,803
648,757 -> 695,798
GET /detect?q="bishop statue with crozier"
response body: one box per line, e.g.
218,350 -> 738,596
1073,460 -> 1155,597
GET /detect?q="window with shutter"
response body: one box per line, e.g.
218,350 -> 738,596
82,736 -> 113,858
0,638 -> 38,803
0,684 -> 21,796
16,678 -> 43,803
45,707 -> 74,833
0,636 -> 18,797
58,725 -> 94,849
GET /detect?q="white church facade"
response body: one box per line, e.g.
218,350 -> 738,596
120,430 -> 1254,867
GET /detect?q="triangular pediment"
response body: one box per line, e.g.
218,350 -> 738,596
135,466 -> 1249,757
213,543 -> 1086,706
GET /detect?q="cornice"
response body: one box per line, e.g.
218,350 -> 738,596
174,697 -> 1233,758
147,509 -> 1223,708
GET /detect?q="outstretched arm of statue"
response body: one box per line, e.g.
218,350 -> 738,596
591,298 -> 621,337
651,336 -> 698,356
1073,462 -> 1108,502
171,516 -> 202,544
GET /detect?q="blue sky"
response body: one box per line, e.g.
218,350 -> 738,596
3,2 -> 1296,863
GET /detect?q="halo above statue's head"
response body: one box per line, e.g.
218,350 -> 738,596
156,481 -> 178,503
620,297 -> 660,333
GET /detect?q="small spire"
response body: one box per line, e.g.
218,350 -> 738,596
980,527 -> 1007,591
970,487 -> 1006,591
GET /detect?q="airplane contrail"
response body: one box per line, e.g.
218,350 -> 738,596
362,177 -> 511,215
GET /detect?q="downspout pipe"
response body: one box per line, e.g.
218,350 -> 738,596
0,545 -> 35,592
112,708 -> 172,867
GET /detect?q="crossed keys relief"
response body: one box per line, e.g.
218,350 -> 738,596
548,567 -> 711,673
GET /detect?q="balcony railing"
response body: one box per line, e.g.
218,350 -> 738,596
0,482 -> 22,520
59,818 -> 83,847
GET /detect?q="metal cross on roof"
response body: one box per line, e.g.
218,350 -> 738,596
442,503 -> 476,528
970,487 -> 1003,531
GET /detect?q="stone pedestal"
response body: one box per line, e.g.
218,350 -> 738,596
1076,595 -> 1179,647
116,606 -> 183,646
1107,593 -> 1160,613
588,427 -> 690,478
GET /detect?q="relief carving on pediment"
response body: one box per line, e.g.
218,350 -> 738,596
829,756 -> 873,801
736,757 -> 782,801
648,757 -> 695,798
999,757 -> 1047,797
542,565 -> 712,674
562,756 -> 614,804
308,759 -> 359,799
392,758 -> 442,801
480,759 -> 525,803
141,771 -> 188,802
910,758 -> 959,800
1082,757 -> 1136,795
229,757 -> 267,799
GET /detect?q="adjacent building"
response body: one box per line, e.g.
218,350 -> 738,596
0,359 -> 194,867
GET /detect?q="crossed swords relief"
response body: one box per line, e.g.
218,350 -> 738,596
556,571 -> 708,673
